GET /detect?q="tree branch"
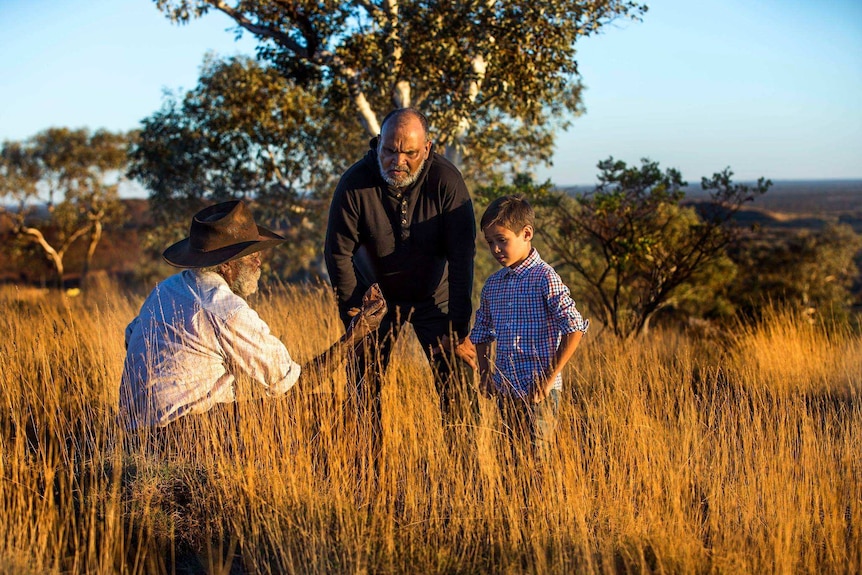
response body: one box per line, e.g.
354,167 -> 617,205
211,0 -> 310,58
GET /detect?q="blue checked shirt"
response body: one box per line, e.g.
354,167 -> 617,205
471,249 -> 588,398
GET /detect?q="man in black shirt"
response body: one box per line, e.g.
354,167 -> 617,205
324,108 -> 478,437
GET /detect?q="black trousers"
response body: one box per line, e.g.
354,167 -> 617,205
345,298 -> 479,443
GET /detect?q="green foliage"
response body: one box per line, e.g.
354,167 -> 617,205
151,0 -> 647,179
0,141 -> 40,198
0,128 -> 129,288
128,56 -> 365,279
729,223 -> 862,320
479,161 -> 771,339
129,56 -> 350,205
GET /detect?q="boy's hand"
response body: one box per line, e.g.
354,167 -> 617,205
530,377 -> 555,404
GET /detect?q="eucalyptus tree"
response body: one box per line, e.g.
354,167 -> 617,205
129,55 -> 364,278
0,128 -> 128,289
151,0 -> 646,180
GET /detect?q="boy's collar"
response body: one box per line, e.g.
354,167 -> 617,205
506,248 -> 539,275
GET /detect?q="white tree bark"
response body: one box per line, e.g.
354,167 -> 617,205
393,80 -> 411,109
353,88 -> 381,136
445,53 -> 488,166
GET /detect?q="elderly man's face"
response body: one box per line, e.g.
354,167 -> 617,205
223,252 -> 262,298
377,115 -> 431,189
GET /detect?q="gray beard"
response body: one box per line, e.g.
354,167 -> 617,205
378,156 -> 426,189
230,264 -> 261,299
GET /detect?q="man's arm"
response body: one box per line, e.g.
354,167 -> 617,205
427,167 -> 476,366
440,168 -> 476,340
300,284 -> 387,382
324,182 -> 363,326
219,285 -> 385,397
124,317 -> 139,350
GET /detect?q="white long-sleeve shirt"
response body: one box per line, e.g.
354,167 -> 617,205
119,269 -> 301,428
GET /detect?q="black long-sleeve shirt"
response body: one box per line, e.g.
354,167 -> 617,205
324,139 -> 476,338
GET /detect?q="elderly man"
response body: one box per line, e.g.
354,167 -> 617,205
324,108 -> 478,435
120,200 -> 384,430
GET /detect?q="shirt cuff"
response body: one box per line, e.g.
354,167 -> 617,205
452,321 -> 471,341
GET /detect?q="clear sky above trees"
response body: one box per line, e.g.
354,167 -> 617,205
0,0 -> 860,186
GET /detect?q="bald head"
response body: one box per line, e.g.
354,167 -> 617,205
379,108 -> 430,140
377,108 -> 432,188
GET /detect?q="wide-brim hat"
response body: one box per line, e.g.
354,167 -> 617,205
163,200 -> 285,268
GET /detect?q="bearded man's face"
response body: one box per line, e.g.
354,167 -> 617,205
377,115 -> 431,189
226,252 -> 262,298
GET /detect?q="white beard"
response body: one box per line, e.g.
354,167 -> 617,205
230,262 -> 261,299
378,155 -> 426,189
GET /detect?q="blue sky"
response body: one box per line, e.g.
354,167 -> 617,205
1,0 -> 860,187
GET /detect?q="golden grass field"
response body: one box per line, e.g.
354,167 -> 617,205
0,279 -> 859,574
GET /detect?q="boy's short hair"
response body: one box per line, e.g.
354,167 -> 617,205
480,195 -> 535,233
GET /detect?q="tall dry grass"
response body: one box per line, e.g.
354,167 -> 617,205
0,279 -> 859,574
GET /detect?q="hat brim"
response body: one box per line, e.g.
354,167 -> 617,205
162,225 -> 286,268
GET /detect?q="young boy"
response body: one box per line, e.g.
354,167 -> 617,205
470,195 -> 589,460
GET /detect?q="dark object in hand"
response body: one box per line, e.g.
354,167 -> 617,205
348,283 -> 387,340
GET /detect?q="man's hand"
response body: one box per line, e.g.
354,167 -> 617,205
346,283 -> 387,340
303,284 -> 386,383
431,334 -> 478,370
454,336 -> 478,370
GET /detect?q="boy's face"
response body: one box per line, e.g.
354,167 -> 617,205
483,223 -> 533,269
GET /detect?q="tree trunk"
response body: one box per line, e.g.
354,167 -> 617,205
80,219 -> 103,293
23,226 -> 65,289
392,80 -> 411,109
354,90 -> 380,136
444,53 -> 487,168
22,224 -> 89,290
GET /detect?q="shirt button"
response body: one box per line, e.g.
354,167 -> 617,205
401,219 -> 407,225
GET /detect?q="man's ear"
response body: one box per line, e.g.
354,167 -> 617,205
217,260 -> 237,283
523,225 -> 534,241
